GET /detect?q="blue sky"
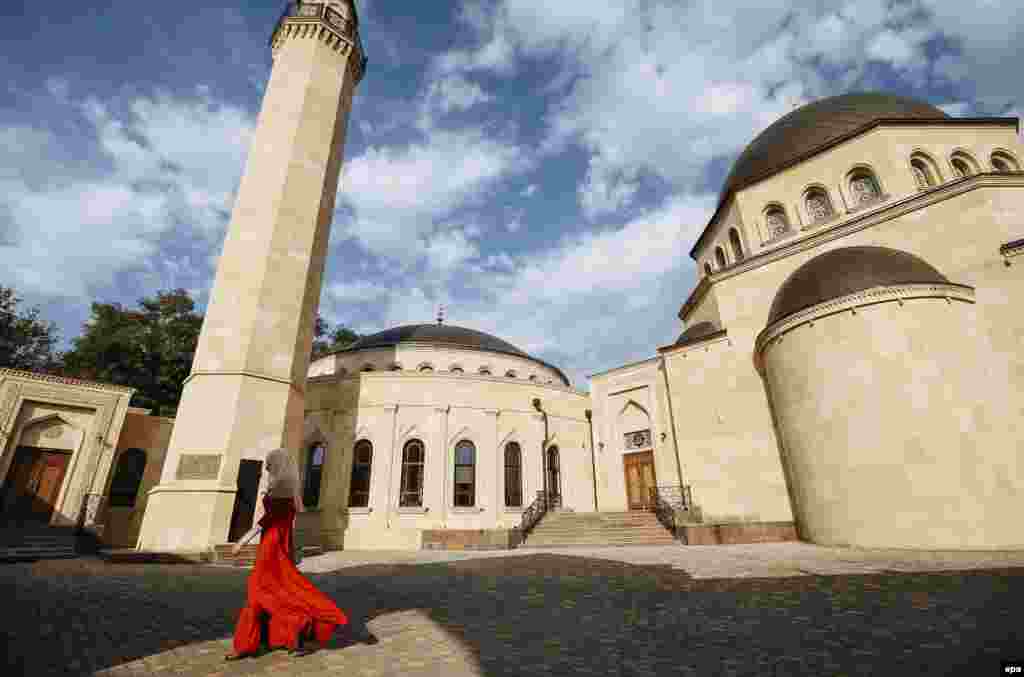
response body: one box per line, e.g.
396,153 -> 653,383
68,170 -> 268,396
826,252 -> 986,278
1,0 -> 1021,389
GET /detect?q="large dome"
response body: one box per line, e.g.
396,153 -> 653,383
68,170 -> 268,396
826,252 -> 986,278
767,246 -> 950,325
722,92 -> 948,198
334,323 -> 570,385
342,324 -> 529,356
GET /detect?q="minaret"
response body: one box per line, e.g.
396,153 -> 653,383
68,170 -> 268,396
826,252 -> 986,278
138,1 -> 366,551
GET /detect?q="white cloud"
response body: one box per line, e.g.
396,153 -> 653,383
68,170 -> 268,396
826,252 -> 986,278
338,129 -> 524,261
0,88 -> 252,299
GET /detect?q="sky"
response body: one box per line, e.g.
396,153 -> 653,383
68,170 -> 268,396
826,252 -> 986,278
1,0 -> 1021,390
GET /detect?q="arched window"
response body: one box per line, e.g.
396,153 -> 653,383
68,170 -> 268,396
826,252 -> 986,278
847,169 -> 882,206
109,448 -> 147,508
803,188 -> 834,223
418,363 -> 434,373
388,362 -> 402,371
303,442 -> 326,508
704,261 -> 713,276
991,151 -> 1020,173
399,439 -> 425,507
504,442 -> 522,508
449,365 -> 464,373
728,228 -> 744,262
361,364 -> 374,372
714,246 -> 727,269
764,205 -> 790,238
910,152 -> 940,188
453,440 -> 476,507
348,440 -> 372,508
950,151 -> 978,178
546,446 -> 561,505
528,374 -> 537,382
478,366 -> 492,376
505,369 -> 517,378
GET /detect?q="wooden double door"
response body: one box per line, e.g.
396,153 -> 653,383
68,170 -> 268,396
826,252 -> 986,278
623,451 -> 657,511
1,446 -> 72,525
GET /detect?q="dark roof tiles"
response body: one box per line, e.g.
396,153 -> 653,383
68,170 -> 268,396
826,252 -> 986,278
767,246 -> 951,325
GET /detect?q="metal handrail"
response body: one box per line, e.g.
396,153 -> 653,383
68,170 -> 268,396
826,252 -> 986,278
649,484 -> 690,536
519,490 -> 549,537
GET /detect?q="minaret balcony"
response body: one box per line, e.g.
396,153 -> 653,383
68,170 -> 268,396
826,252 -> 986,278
270,1 -> 367,83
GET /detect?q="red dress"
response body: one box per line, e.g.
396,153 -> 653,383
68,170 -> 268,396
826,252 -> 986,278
231,496 -> 348,654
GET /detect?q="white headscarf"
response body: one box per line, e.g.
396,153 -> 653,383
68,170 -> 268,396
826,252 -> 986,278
264,447 -> 304,513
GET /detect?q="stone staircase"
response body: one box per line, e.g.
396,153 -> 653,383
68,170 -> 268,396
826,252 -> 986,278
519,510 -> 678,548
211,543 -> 324,567
0,525 -> 78,562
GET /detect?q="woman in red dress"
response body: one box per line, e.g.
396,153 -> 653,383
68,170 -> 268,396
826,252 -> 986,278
225,447 -> 348,660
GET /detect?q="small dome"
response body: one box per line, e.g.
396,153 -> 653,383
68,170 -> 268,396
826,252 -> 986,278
767,246 -> 950,325
674,321 -> 724,347
723,92 -> 948,199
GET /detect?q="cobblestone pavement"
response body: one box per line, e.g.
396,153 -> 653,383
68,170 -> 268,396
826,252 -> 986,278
1,545 -> 1022,677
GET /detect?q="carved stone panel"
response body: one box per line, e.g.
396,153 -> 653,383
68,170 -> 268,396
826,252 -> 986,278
175,454 -> 222,481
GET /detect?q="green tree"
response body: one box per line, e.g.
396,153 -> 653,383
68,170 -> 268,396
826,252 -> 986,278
0,285 -> 61,372
61,289 -> 203,417
311,315 -> 360,361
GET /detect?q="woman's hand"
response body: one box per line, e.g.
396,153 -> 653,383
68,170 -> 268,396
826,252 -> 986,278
231,542 -> 243,556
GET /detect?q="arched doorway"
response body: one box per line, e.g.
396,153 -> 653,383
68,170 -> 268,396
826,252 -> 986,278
546,446 -> 562,508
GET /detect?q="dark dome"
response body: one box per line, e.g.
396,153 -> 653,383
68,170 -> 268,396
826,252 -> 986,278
767,246 -> 950,325
345,324 -> 529,356
674,321 -> 724,347
337,323 -> 570,386
723,92 -> 948,198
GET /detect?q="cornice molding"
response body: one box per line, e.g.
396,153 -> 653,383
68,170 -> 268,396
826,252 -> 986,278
0,368 -> 135,394
680,173 -> 1024,321
270,2 -> 367,84
754,282 -> 975,356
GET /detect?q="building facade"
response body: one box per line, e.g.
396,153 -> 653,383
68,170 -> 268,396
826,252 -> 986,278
2,75 -> 1021,552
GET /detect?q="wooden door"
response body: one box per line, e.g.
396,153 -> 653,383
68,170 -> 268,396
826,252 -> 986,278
1,447 -> 70,524
623,451 -> 657,511
228,460 -> 263,542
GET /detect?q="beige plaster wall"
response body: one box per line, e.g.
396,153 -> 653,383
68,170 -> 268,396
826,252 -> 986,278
302,370 -> 591,550
672,173 -> 1023,535
761,294 -> 1023,549
589,359 -> 685,512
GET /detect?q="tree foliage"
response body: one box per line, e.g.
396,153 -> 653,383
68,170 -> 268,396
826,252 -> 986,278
61,289 -> 203,417
311,315 -> 361,361
0,286 -> 61,372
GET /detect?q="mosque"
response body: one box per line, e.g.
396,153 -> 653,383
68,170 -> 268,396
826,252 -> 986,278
1,1 -> 1022,559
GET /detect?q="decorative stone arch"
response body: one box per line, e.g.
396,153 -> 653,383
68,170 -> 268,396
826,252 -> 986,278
448,364 -> 464,374
908,149 -> 942,188
17,412 -> 83,450
416,362 -> 435,373
727,226 -> 746,262
990,148 -> 1021,173
845,164 -> 885,208
353,424 -> 373,443
387,361 -> 403,371
949,149 -> 980,178
504,369 -> 517,378
528,374 -> 538,382
617,400 -> 653,451
762,202 -> 791,240
714,245 -> 728,269
477,365 -> 493,376
448,425 -> 479,449
360,363 -> 375,372
397,423 -> 425,448
348,438 -> 373,508
801,184 -> 836,224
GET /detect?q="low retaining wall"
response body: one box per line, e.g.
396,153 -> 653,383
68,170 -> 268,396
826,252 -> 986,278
680,521 -> 798,545
422,528 -> 523,551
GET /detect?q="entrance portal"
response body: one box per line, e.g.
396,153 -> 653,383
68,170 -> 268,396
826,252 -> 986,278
228,459 -> 263,542
1,446 -> 71,525
623,451 -> 656,511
